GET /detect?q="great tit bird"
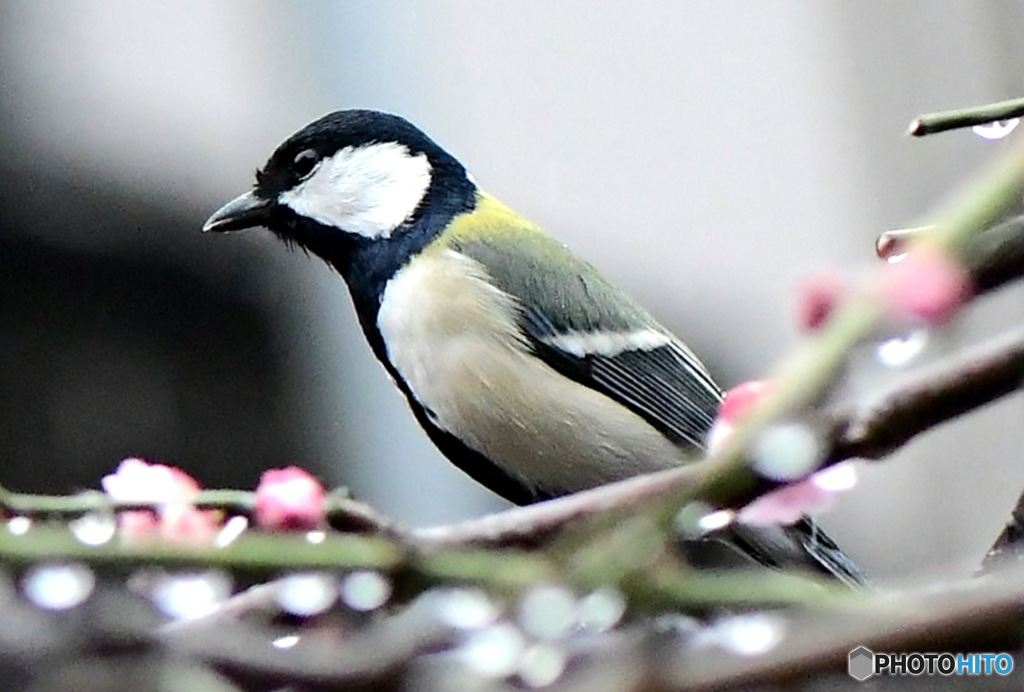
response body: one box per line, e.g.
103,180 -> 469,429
204,110 -> 864,584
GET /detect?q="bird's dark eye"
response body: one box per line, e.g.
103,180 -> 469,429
292,148 -> 319,178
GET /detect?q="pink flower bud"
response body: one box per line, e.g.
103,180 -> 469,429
707,381 -> 770,455
102,458 -> 200,502
879,245 -> 972,325
102,458 -> 215,544
253,466 -> 326,530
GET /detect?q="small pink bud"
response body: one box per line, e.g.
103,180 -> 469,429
159,504 -> 219,544
718,381 -> 771,424
797,271 -> 847,332
879,245 -> 972,325
707,381 -> 770,455
254,466 -> 326,530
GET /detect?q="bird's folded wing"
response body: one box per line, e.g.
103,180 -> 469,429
522,309 -> 721,450
450,232 -> 722,452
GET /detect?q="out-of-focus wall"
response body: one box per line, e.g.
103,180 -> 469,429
2,1 -> 1023,581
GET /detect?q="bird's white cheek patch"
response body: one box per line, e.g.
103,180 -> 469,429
279,142 -> 432,239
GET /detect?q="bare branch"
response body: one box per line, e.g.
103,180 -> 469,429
413,466 -> 699,548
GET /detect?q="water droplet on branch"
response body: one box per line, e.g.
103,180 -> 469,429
70,511 -> 116,546
433,588 -> 500,630
752,423 -> 824,481
22,563 -> 95,610
460,622 -> 526,678
972,118 -> 1020,140
340,570 -> 391,612
876,329 -> 929,367
151,570 -> 232,620
277,572 -> 338,616
518,585 -> 577,640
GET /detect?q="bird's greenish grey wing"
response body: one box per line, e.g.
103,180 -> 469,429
447,232 -> 723,451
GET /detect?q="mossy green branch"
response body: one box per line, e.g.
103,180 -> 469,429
0,524 -> 403,573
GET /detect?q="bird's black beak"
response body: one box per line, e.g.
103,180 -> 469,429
202,191 -> 272,233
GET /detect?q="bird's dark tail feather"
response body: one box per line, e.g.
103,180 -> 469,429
682,517 -> 869,587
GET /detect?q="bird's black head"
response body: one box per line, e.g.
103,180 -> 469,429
203,110 -> 477,286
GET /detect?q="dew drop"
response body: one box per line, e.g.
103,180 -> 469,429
7,516 -> 31,536
876,329 -> 928,367
22,563 -> 95,611
675,502 -> 715,538
576,587 -> 626,632
214,515 -> 248,548
340,570 -> 391,612
752,423 -> 823,481
272,634 -> 301,649
517,642 -> 566,687
812,462 -> 857,492
698,509 -> 736,533
433,588 -> 500,630
305,530 -> 326,544
676,503 -> 737,537
70,511 -> 116,546
972,118 -> 1020,140
151,571 -> 232,620
277,572 -> 337,616
460,622 -> 525,678
518,585 -> 577,640
712,614 -> 785,656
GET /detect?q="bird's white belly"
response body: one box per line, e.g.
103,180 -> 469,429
376,248 -> 683,494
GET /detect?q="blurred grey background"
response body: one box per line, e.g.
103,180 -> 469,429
2,1 -> 1023,582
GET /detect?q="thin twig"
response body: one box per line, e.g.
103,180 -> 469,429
907,95 -> 1024,136
877,214 -> 1024,297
